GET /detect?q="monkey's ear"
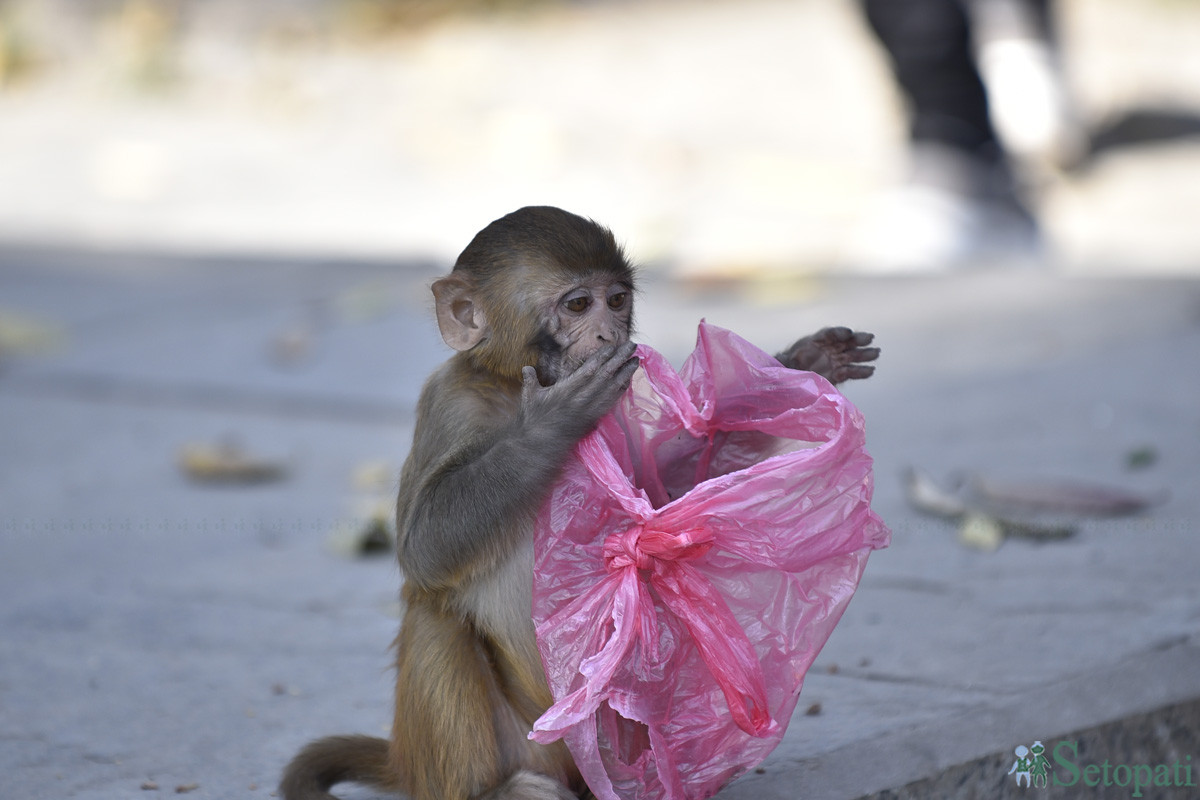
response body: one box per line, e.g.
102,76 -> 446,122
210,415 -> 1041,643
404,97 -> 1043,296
432,276 -> 488,352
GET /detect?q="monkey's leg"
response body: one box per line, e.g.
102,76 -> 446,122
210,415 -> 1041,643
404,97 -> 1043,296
392,599 -> 577,800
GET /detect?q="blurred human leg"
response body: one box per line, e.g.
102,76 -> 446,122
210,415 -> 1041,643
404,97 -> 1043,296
852,0 -> 1040,271
971,0 -> 1086,172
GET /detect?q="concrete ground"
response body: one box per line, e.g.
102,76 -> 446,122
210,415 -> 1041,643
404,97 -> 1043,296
3,248 -> 1199,800
2,1 -> 1200,799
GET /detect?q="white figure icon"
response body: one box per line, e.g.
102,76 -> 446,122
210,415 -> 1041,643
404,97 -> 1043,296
1009,744 -> 1032,787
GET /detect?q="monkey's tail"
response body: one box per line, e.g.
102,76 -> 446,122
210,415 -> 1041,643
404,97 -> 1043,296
279,734 -> 400,800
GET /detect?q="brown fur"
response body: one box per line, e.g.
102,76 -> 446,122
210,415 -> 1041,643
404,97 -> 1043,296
279,735 -> 397,800
281,208 -> 634,800
279,207 -> 878,800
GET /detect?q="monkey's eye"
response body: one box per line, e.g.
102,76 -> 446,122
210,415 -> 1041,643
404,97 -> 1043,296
607,292 -> 628,310
564,296 -> 591,313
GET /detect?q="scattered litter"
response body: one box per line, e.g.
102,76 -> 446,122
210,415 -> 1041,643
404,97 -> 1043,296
327,508 -> 394,557
990,515 -> 1075,544
904,466 -> 1162,551
905,467 -> 1075,550
804,702 -> 823,717
140,781 -> 159,791
174,784 -> 199,794
327,463 -> 399,558
901,466 -> 968,519
178,440 -> 288,485
972,475 -> 1161,516
958,512 -> 1005,552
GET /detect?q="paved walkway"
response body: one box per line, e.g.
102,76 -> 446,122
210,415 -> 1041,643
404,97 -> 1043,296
2,244 -> 1198,799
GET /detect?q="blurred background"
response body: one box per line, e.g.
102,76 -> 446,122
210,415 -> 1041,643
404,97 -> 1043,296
1,0 -> 1199,275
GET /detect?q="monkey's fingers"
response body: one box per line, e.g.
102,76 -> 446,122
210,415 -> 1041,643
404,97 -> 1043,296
520,365 -> 543,404
611,352 -> 640,388
588,343 -> 638,396
566,341 -> 635,384
580,341 -> 626,370
847,346 -> 881,364
817,327 -> 876,348
552,344 -> 620,395
834,364 -> 876,382
580,344 -> 638,399
586,357 -> 639,416
817,326 -> 854,343
598,341 -> 639,378
565,344 -> 638,420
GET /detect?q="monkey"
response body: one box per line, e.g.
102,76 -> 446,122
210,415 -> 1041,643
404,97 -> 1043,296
775,324 -> 878,383
280,206 -> 879,800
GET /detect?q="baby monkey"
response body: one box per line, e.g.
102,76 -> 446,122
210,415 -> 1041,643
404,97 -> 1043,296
280,206 -> 878,800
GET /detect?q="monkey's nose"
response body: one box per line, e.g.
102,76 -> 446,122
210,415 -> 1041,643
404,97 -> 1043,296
601,319 -> 626,339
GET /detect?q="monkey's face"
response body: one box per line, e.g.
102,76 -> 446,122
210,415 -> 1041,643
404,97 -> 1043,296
537,276 -> 633,384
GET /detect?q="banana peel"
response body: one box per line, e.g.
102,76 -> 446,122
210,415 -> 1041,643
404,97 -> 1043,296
178,441 -> 289,485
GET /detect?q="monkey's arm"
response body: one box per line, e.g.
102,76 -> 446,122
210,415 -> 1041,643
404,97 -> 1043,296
397,343 -> 638,590
776,327 -> 879,385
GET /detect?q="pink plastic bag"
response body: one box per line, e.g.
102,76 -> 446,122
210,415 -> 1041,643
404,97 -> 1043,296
529,322 -> 890,800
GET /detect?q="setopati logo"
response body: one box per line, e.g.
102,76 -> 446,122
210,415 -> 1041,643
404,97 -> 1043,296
1008,741 -> 1054,788
1008,740 -> 1196,796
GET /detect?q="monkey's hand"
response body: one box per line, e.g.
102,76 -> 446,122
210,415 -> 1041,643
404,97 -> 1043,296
776,327 -> 879,385
519,341 -> 639,442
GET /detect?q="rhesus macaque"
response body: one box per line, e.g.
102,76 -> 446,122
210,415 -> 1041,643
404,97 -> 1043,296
280,206 -> 878,800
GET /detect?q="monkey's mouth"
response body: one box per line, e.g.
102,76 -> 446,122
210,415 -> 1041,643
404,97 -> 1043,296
534,360 -> 566,386
538,349 -> 593,386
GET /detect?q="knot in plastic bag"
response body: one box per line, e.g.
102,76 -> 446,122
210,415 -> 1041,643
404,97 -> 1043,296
602,525 -> 714,573
531,323 -> 891,800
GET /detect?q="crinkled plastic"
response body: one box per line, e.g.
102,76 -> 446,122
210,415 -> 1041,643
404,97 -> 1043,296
529,322 -> 890,800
